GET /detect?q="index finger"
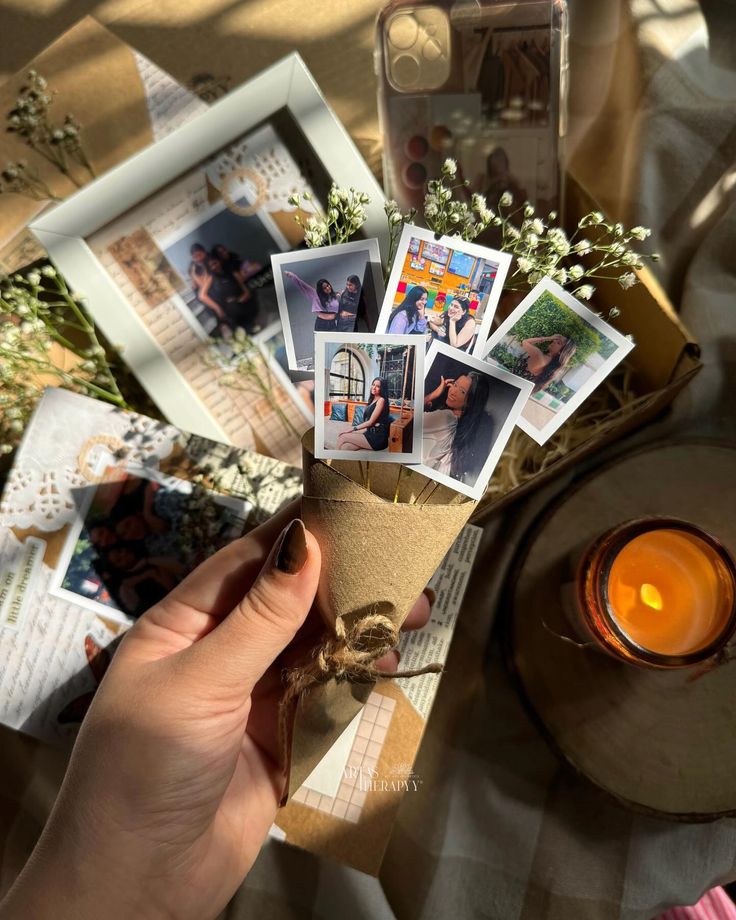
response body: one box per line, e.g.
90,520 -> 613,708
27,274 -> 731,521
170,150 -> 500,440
127,502 -> 301,651
167,500 -> 300,616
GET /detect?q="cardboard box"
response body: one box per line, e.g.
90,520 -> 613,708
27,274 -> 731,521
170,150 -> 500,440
471,176 -> 701,524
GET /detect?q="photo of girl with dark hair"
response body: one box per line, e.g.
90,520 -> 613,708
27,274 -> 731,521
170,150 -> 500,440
508,334 -> 577,392
283,271 -> 339,331
483,279 -> 633,445
186,242 -> 262,336
212,243 -> 242,278
423,371 -> 490,480
387,285 -> 428,335
427,296 -> 477,353
416,344 -> 532,499
272,240 -> 384,372
336,274 -> 362,333
335,377 -> 391,452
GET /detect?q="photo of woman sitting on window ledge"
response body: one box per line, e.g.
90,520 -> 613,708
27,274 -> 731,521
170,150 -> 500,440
315,334 -> 424,464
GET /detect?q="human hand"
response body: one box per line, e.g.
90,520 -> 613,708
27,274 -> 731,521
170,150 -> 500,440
425,375 -> 454,407
0,505 -> 431,920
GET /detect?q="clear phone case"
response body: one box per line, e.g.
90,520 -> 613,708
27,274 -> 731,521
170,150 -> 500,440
375,0 -> 569,216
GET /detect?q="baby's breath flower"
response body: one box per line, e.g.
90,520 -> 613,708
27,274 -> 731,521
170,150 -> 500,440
609,307 -> 621,318
441,158 -> 457,178
523,203 -> 535,218
5,71 -> 95,192
574,239 -> 592,255
618,272 -> 637,290
629,226 -> 651,240
575,284 -> 595,300
579,211 -> 604,228
530,218 -> 544,235
499,191 -> 513,208
568,264 -> 585,281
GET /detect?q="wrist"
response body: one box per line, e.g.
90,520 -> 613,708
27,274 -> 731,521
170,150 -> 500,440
0,790 -> 169,920
1,839 -> 162,920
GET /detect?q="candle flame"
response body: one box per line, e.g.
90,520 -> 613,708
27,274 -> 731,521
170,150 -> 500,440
640,583 -> 663,611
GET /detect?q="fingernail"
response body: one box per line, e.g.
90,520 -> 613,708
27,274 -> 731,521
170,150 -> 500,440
423,587 -> 437,608
276,519 -> 308,574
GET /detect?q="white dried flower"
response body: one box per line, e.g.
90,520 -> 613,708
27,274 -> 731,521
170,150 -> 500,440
629,226 -> 651,240
499,191 -> 513,207
530,218 -> 544,235
568,264 -> 584,281
618,272 -> 637,290
575,284 -> 595,300
441,158 -> 457,178
517,257 -> 533,274
548,227 -> 570,256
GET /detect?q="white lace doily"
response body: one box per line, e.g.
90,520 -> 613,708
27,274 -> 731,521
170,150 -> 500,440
1,390 -> 181,532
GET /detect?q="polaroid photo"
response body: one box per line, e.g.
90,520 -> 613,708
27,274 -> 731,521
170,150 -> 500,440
482,277 -> 635,445
49,464 -> 249,624
377,224 -> 511,358
314,332 -> 424,464
272,239 -> 385,372
413,343 -> 533,500
153,191 -> 286,345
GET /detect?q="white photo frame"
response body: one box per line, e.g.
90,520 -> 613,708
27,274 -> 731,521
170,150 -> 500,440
271,238 -> 385,372
377,224 -> 512,357
29,53 -> 387,445
413,342 -> 532,501
482,277 -> 635,445
314,332 -> 424,464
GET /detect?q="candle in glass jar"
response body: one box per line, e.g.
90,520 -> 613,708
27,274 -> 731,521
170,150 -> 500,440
577,519 -> 736,667
606,528 -> 734,657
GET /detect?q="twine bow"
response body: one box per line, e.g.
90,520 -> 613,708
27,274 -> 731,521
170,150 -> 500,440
283,613 -> 443,706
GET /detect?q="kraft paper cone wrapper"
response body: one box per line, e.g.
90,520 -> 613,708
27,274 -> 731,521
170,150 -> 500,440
282,430 -> 476,798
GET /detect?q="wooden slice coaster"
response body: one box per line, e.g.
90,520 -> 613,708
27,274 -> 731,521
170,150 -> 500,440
505,441 -> 736,820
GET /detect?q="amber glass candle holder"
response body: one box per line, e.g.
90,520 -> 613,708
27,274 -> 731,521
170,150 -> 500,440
575,517 -> 736,668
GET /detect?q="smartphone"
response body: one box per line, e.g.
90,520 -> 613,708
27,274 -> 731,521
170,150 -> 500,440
375,0 -> 569,217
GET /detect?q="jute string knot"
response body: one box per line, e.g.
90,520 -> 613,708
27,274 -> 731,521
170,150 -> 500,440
282,612 -> 444,707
